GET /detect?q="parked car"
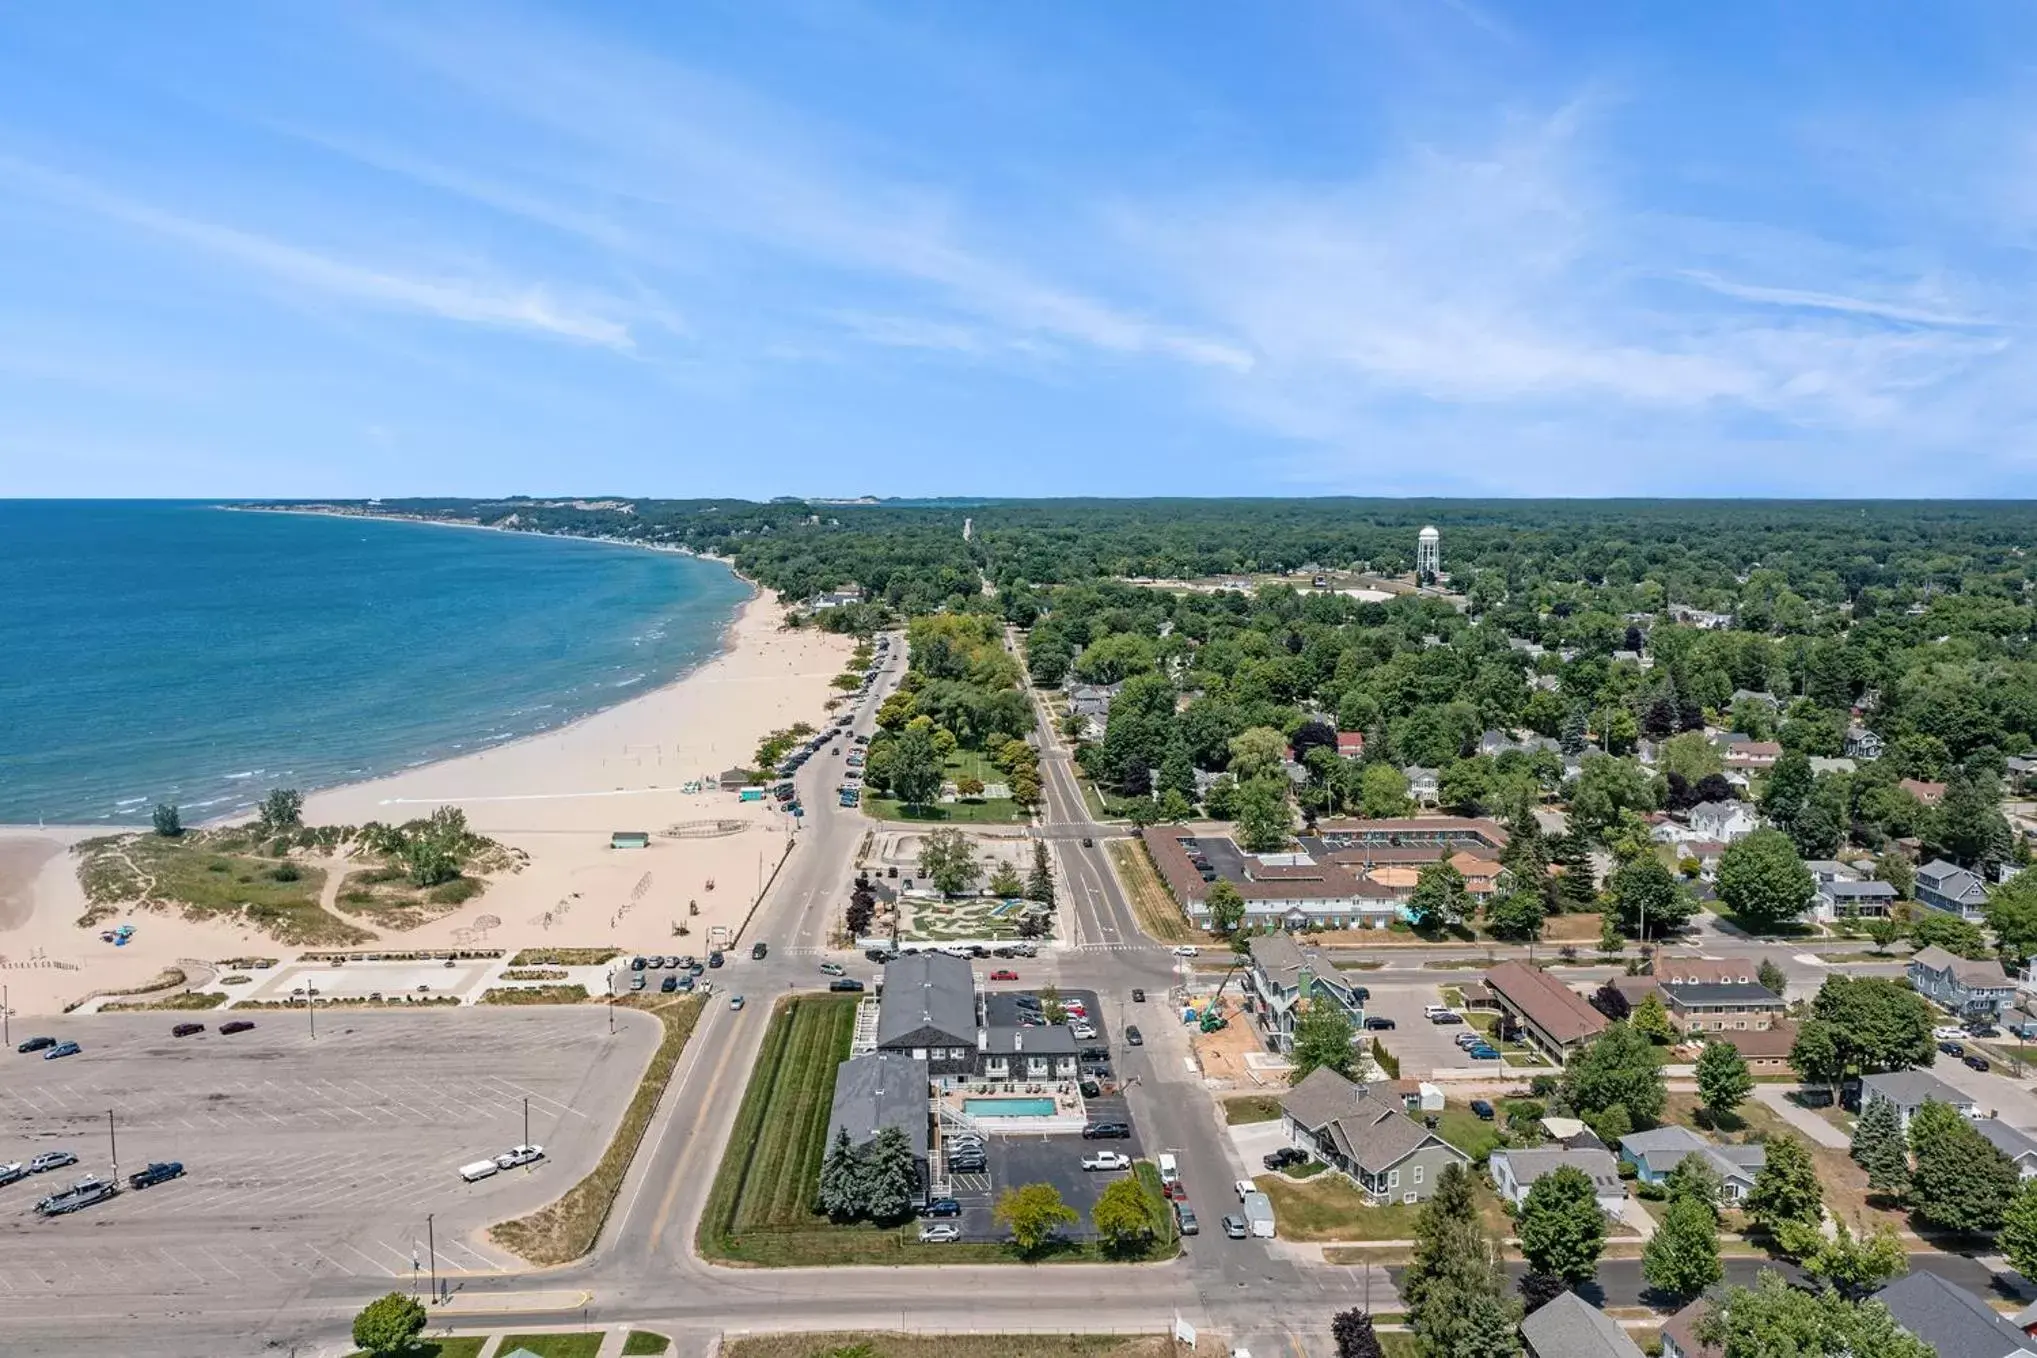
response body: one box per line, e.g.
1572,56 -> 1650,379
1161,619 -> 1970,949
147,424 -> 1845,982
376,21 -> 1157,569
1125,1026 -> 1144,1046
819,962 -> 845,976
865,948 -> 891,964
496,1144 -> 544,1169
1934,1026 -> 1968,1041
1263,1147 -> 1306,1172
1939,1040 -> 1966,1057
1469,1100 -> 1494,1121
1233,1179 -> 1255,1201
630,974 -> 647,992
948,1158 -> 987,1174
15,1037 -> 54,1054
1468,1045 -> 1500,1060
918,1223 -> 961,1243
828,978 -> 865,993
660,975 -> 679,993
128,1162 -> 184,1190
1968,1024 -> 2003,1039
1079,1079 -> 1102,1099
1070,1023 -> 1098,1040
1363,1016 -> 1396,1030
27,1152 -> 77,1174
1175,1203 -> 1199,1235
1081,1151 -> 1131,1171
921,1197 -> 961,1218
219,1019 -> 255,1035
1080,1045 -> 1109,1061
630,956 -> 647,971
751,942 -> 769,960
171,1023 -> 205,1038
1082,1122 -> 1131,1140
1430,1012 -> 1464,1026
43,1041 -> 80,1060
0,1163 -> 24,1188
1222,1214 -> 1249,1240
708,951 -> 724,968
1172,945 -> 1198,957
1131,987 -> 1146,1003
1966,1054 -> 1992,1072
990,969 -> 1019,981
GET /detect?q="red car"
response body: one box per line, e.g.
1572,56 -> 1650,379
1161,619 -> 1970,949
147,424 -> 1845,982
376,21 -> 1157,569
989,969 -> 1019,981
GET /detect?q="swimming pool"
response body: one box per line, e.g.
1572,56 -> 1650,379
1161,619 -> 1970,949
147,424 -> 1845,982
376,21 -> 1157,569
964,1097 -> 1056,1118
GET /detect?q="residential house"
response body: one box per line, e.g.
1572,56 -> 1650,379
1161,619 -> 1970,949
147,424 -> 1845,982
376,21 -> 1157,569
875,952 -> 980,1080
1336,731 -> 1366,760
1660,1298 -> 1722,1358
1141,828 -> 1399,933
1860,1069 -> 1978,1131
1673,606 -> 1733,630
1916,859 -> 1990,921
1844,725 -> 1886,760
1612,649 -> 1653,670
1311,817 -> 1510,853
1716,1021 -> 1799,1074
1723,740 -> 1782,772
1243,933 -> 1367,1053
1679,840 -> 1726,878
1902,777 -> 1948,807
1874,1271 -> 2037,1358
1619,1127 -> 1766,1202
1509,638 -> 1547,660
1540,1117 -> 1610,1153
1973,1119 -> 2037,1179
825,1052 -> 930,1202
1520,1291 -> 1646,1358
1655,958 -> 1760,985
1909,946 -> 2017,1021
1404,766 -> 1440,805
1803,859 -> 1858,885
1687,801 -> 1760,844
1661,981 -> 1785,1033
1814,878 -> 1898,921
1484,961 -> 1609,1064
2007,754 -> 2037,792
1488,1147 -> 1625,1217
1448,851 -> 1503,901
1480,729 -> 1561,758
1279,1067 -> 1469,1205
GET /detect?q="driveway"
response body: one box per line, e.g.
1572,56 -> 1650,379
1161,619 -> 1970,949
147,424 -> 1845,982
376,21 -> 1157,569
1927,1054 -> 2037,1126
1227,1118 -> 1289,1168
1753,1084 -> 1850,1149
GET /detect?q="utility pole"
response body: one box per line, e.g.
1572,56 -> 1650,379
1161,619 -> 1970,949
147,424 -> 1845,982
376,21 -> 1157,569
3,983 -> 8,1049
523,1096 -> 530,1157
427,1213 -> 438,1304
107,1109 -> 117,1183
307,985 -> 316,1041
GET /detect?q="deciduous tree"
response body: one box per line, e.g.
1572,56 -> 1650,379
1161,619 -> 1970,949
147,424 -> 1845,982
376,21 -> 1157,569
1204,879 -> 1246,936
1289,999 -> 1357,1082
1643,1195 -> 1723,1301
1802,1218 -> 1906,1300
1632,992 -> 1676,1045
351,1292 -> 426,1356
1090,1176 -> 1155,1256
1808,975 -> 1935,1075
1716,829 -> 1815,931
1908,1099 -> 2019,1234
1608,855 -> 1696,940
889,724 -> 944,806
1407,860 -> 1472,932
1516,1164 -> 1607,1284
2000,1177 -> 2037,1284
1561,1021 -> 1667,1127
257,787 -> 303,832
1331,1309 -> 1386,1358
1695,1270 -> 1932,1358
992,1182 -> 1078,1256
1484,888 -> 1546,942
917,828 -> 980,897
1697,1040 -> 1753,1123
1746,1134 -> 1824,1256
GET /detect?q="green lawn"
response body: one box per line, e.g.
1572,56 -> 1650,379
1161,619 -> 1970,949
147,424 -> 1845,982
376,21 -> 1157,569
1254,1173 -> 1509,1242
1223,1094 -> 1283,1125
622,1334 -> 672,1356
496,1335 -> 604,1358
864,750 -> 1029,823
344,1340 -> 486,1358
1435,1107 -> 1502,1162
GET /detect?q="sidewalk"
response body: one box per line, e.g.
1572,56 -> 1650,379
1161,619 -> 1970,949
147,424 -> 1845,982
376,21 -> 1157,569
1753,1085 -> 1850,1150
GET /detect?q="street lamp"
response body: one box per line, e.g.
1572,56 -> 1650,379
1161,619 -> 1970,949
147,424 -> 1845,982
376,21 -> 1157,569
427,1212 -> 438,1304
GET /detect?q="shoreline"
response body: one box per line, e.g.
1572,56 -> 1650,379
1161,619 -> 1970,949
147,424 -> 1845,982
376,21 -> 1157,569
220,500 -> 727,565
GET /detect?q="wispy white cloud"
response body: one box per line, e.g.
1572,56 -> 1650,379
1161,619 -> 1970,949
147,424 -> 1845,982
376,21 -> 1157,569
0,154 -> 636,351
1673,270 -> 2003,329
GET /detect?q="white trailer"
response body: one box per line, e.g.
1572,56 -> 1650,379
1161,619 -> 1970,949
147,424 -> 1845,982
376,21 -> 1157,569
1242,1189 -> 1275,1239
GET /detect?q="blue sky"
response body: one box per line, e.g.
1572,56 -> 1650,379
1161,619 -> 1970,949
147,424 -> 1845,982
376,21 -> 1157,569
4,2 -> 2035,498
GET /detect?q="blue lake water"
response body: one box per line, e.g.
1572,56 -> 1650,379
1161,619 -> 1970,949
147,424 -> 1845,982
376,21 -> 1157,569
0,503 -> 750,824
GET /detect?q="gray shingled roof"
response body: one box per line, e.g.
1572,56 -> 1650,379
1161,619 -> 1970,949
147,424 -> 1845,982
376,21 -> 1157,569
1519,1290 -> 1645,1358
984,1024 -> 1076,1054
1861,1069 -> 1975,1109
826,1052 -> 930,1164
1659,981 -> 1783,1007
1874,1270 -> 2037,1358
1495,1147 -> 1623,1197
1280,1067 -> 1462,1175
1973,1118 -> 2037,1165
1911,945 -> 2013,989
876,952 -> 977,1048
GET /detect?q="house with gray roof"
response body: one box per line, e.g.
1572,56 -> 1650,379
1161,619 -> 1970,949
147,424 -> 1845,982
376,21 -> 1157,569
1687,800 -> 1760,843
1618,1127 -> 1766,1201
1659,980 -> 1785,1035
1520,1291 -> 1645,1358
1917,859 -> 1991,921
1874,1271 -> 2037,1358
1910,945 -> 2017,1021
1244,932 -> 1367,1053
1488,1147 -> 1625,1218
1813,877 -> 1898,921
1973,1119 -> 2037,1179
1279,1067 -> 1468,1206
875,952 -> 979,1079
825,1052 -> 930,1203
1861,1069 -> 1977,1131
980,1024 -> 1077,1083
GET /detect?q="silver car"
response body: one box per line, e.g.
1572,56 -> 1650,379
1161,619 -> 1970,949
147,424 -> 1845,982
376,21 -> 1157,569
26,1152 -> 76,1174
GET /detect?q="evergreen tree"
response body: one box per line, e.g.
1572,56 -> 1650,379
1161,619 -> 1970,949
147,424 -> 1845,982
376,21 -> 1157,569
1426,1288 -> 1523,1358
1402,1164 -> 1488,1328
1158,731 -> 1197,805
1757,957 -> 1788,996
1643,1195 -> 1723,1301
1330,1309 -> 1385,1358
1559,705 -> 1589,755
1849,1095 -> 1909,1196
1552,831 -> 1598,907
862,1126 -> 919,1223
817,1127 -> 866,1221
1026,840 -> 1055,906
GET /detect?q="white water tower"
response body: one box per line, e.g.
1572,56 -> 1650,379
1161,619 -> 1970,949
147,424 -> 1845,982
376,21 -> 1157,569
1416,525 -> 1441,582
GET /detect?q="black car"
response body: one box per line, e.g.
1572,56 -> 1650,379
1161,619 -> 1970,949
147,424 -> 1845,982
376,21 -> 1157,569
0,1164 -> 26,1188
1968,1024 -> 2003,1039
1363,1016 -> 1396,1030
751,941 -> 769,960
630,956 -> 647,971
219,1020 -> 255,1036
1079,1079 -> 1102,1098
865,948 -> 891,963
1125,1026 -> 1143,1046
708,951 -> 724,968
16,1037 -> 54,1054
128,1162 -> 184,1190
171,1022 -> 205,1038
1082,836 -> 1094,847
948,1157 -> 987,1174
1469,1099 -> 1495,1121
920,1197 -> 961,1218
1350,986 -> 1371,1004
1080,1045 -> 1108,1061
1081,1062 -> 1112,1080
1939,1040 -> 1965,1057
660,975 -> 679,993
828,978 -> 866,993
1263,1147 -> 1306,1172
1082,1122 -> 1131,1140
1966,1054 -> 1992,1072
1131,988 -> 1145,1003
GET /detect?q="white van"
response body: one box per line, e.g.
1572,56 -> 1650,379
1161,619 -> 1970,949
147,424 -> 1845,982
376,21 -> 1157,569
1157,1152 -> 1179,1188
458,1159 -> 500,1183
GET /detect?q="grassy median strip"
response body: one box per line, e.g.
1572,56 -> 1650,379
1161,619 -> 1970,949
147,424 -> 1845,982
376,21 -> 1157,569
723,1335 -> 1182,1358
490,993 -> 702,1265
1105,838 -> 1203,945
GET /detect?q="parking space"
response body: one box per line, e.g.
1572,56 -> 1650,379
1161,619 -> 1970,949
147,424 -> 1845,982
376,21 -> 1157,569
0,1008 -> 653,1310
1361,984 -> 1488,1077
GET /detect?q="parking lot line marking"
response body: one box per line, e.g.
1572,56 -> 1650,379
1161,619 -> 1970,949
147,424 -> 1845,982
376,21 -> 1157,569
339,1241 -> 403,1277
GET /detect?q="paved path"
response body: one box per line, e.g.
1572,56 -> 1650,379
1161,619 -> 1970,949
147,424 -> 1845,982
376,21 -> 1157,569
1753,1085 -> 1851,1149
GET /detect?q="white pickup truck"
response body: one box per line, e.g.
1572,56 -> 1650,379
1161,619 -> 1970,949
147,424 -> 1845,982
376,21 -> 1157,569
1080,1150 -> 1131,1172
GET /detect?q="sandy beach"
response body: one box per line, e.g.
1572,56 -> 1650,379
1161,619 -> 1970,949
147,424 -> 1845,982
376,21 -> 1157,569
0,591 -> 854,1014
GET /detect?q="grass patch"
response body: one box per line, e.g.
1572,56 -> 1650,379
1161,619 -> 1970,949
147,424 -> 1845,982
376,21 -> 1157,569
510,948 -> 622,966
490,993 -> 701,1265
101,990 -> 227,1012
865,797 -> 1025,824
1223,1094 -> 1283,1125
622,1333 -> 672,1356
75,832 -> 360,946
1287,1159 -> 1329,1181
1106,838 -> 1204,945
343,1339 -> 486,1358
1435,1107 -> 1503,1163
495,1335 -> 604,1358
500,968 -> 570,982
481,984 -> 590,1005
721,1336 -> 1183,1358
1255,1173 -> 1507,1242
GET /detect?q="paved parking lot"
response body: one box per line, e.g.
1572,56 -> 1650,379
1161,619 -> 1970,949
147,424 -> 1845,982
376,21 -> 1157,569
1360,983 -> 1493,1077
0,1008 -> 654,1313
